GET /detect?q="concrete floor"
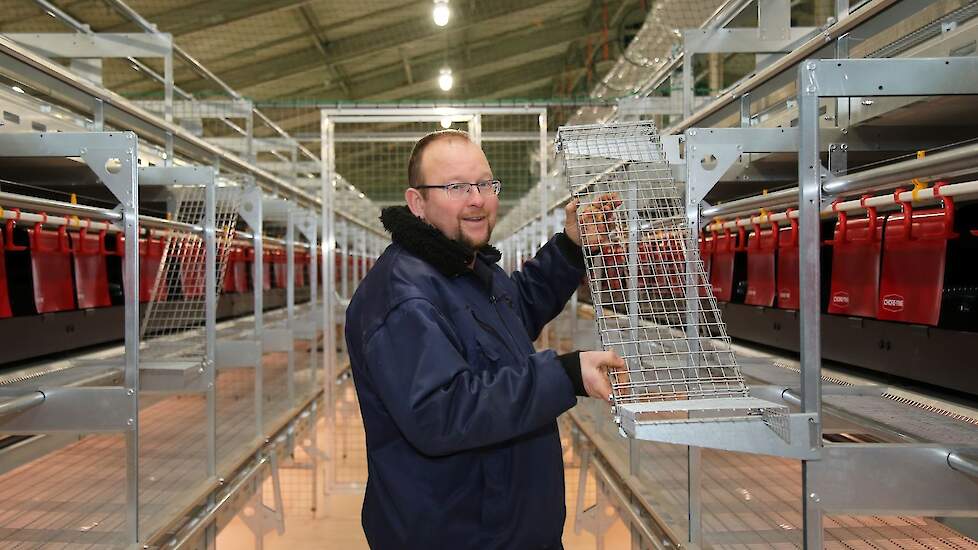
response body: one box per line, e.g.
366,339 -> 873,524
217,380 -> 633,549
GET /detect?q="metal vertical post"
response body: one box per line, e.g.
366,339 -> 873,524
251,185 -> 265,441
350,227 -> 358,289
682,50 -> 694,119
163,51 -> 174,165
203,172 -> 218,550
625,173 -> 640,446
740,92 -> 751,127
120,133 -> 141,546
835,34 -> 851,138
683,134 -> 705,547
204,174 -> 217,479
286,209 -> 296,406
341,222 -> 349,301
471,114 -> 482,145
798,61 -> 824,550
358,226 -> 367,287
836,0 -> 850,18
688,446 -> 703,544
539,111 -> 549,249
246,111 -> 255,164
291,145 -> 299,187
162,52 -> 173,125
307,214 -> 319,388
320,111 -> 337,405
93,98 -> 104,132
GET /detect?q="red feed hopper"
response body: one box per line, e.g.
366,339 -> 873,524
827,205 -> 883,318
878,188 -> 958,326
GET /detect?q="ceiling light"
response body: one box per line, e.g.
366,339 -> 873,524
440,117 -> 452,129
433,0 -> 450,27
438,68 -> 454,91
11,86 -> 24,94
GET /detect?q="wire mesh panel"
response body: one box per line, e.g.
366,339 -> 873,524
481,113 -> 544,219
333,119 -> 441,213
557,121 -> 753,415
140,185 -> 242,358
216,367 -> 259,471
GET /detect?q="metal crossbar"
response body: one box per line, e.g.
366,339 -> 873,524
141,186 -> 241,358
557,120 -> 753,411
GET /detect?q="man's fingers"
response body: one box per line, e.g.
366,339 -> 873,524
597,350 -> 626,369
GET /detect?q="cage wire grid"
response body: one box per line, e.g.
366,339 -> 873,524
140,186 -> 242,358
557,121 -> 763,417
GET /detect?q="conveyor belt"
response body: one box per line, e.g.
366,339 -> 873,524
738,354 -> 978,446
0,314 -> 321,548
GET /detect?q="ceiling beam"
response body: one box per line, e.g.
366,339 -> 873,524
177,0 -> 564,94
296,4 -> 352,96
112,1 -> 426,94
103,0 -> 310,36
488,79 -> 566,100
275,16 -> 593,101
465,59 -> 616,100
411,53 -> 572,100
264,53 -> 607,138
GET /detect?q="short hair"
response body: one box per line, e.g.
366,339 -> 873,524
408,129 -> 472,189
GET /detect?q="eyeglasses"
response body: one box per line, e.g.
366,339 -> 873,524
413,180 -> 502,200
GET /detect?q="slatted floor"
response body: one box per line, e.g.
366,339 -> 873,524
0,317 -> 320,549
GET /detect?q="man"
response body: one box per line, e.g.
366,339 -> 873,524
345,129 -> 624,549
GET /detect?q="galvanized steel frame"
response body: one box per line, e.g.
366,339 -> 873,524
794,55 -> 978,548
0,131 -> 142,543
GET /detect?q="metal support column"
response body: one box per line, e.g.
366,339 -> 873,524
340,221 -> 350,301
241,183 -> 265,442
286,209 -> 296,406
320,111 -> 337,405
798,60 -> 824,550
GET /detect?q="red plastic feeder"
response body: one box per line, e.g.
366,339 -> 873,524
72,224 -> 112,309
709,227 -> 741,302
877,185 -> 958,326
745,221 -> 778,307
29,216 -> 76,314
827,200 -> 883,318
0,220 -> 14,318
776,210 -> 799,310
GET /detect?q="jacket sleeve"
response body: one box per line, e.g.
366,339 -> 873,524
509,232 -> 586,340
363,297 -> 577,457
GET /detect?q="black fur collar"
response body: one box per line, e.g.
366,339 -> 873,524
380,206 -> 501,278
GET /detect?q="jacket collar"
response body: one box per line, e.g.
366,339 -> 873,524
380,205 -> 501,278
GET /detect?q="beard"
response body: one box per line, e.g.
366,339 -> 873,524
455,218 -> 494,251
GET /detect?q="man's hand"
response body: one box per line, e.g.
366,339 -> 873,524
572,193 -> 623,252
563,199 -> 583,247
579,350 -> 626,402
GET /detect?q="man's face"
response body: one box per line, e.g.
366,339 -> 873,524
408,138 -> 498,250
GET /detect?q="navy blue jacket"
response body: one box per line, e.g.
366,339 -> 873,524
345,206 -> 587,549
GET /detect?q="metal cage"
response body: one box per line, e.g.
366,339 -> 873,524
557,121 -> 794,449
